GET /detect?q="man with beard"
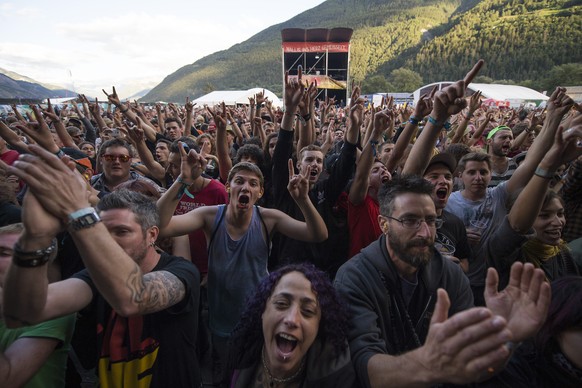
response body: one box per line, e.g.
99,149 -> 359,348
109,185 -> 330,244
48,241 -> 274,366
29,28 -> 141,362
334,175 -> 550,388
486,125 -> 517,187
3,146 -> 202,387
334,62 -> 551,388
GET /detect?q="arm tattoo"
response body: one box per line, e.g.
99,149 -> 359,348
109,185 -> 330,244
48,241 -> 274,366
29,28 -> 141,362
125,265 -> 186,314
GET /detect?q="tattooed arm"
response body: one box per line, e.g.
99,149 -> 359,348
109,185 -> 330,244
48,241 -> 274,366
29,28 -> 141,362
5,145 -> 195,319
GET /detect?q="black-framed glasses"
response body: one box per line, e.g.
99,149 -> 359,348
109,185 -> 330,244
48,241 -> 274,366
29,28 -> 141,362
102,154 -> 131,163
386,216 -> 443,229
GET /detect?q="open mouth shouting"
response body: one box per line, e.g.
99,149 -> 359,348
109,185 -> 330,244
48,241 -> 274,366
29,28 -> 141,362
237,194 -> 250,209
436,187 -> 448,200
309,169 -> 319,180
276,333 -> 298,360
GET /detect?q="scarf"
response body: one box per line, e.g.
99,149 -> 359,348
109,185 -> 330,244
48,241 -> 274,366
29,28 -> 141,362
521,238 -> 565,267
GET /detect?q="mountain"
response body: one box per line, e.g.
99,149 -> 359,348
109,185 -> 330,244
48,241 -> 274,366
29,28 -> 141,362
142,0 -> 581,102
0,67 -> 64,91
0,69 -> 76,100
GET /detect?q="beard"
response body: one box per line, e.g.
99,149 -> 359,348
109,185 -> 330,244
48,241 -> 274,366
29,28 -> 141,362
126,242 -> 149,265
387,230 -> 433,268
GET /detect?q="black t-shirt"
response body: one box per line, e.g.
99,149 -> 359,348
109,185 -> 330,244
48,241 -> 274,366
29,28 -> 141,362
437,210 -> 472,263
73,253 -> 201,387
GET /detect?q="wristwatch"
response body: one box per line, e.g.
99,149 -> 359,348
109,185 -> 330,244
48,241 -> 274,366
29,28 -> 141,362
68,207 -> 101,230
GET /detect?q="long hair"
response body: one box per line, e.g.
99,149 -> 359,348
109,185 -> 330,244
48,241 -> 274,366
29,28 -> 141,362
227,263 -> 348,371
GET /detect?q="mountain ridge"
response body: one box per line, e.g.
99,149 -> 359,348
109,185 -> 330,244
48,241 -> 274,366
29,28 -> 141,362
142,0 -> 581,102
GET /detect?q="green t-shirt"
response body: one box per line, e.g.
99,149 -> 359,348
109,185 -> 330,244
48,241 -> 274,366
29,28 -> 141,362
0,314 -> 75,388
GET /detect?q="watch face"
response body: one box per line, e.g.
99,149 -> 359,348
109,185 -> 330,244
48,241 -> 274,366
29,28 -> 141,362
71,210 -> 101,230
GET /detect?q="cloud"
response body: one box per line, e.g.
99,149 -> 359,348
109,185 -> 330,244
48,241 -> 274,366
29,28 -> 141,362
0,3 -> 42,18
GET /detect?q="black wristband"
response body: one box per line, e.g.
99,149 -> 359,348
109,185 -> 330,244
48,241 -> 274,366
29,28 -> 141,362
13,238 -> 57,268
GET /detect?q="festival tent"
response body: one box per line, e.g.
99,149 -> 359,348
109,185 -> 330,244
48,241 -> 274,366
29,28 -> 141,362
413,83 -> 548,107
193,88 -> 282,108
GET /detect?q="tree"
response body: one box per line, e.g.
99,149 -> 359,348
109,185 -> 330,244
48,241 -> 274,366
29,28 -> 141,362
203,82 -> 215,94
362,75 -> 392,94
474,75 -> 494,84
389,68 -> 423,92
541,63 -> 582,92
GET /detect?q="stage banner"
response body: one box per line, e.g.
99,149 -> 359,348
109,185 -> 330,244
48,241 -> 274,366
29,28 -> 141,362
282,42 -> 350,53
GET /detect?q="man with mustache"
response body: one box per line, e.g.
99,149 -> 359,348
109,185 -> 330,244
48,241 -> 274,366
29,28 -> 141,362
334,61 -> 550,387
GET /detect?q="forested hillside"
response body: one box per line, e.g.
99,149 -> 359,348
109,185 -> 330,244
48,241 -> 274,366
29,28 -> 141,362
142,0 -> 581,102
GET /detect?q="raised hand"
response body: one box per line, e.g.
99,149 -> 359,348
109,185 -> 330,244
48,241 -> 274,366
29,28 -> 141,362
102,86 -> 122,106
127,117 -> 146,144
287,158 -> 309,201
42,100 -> 60,123
468,90 -> 482,113
206,102 -> 228,130
185,97 -> 196,113
9,145 -> 90,220
484,262 -> 550,343
414,288 -> 512,385
255,89 -> 266,106
284,67 -> 305,111
414,86 -> 436,120
14,105 -> 59,153
432,60 -> 484,123
372,109 -> 392,140
546,87 -> 574,122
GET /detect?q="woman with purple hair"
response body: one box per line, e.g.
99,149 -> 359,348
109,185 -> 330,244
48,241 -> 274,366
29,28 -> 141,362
227,263 -> 357,387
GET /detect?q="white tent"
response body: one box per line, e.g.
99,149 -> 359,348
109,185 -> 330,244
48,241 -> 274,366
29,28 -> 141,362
412,82 -> 548,107
193,88 -> 282,108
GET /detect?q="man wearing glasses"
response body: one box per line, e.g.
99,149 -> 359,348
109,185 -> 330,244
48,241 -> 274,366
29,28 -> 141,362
335,62 -> 550,388
90,138 -> 163,194
334,175 -> 549,388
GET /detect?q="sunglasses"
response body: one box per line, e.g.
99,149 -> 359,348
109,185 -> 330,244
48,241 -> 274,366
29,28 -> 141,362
102,154 -> 131,163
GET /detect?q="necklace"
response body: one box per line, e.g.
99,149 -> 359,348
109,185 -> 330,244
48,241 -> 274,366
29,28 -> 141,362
261,348 -> 305,387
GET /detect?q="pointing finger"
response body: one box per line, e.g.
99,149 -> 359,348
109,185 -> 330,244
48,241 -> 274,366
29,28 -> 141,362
288,158 -> 294,179
464,59 -> 484,86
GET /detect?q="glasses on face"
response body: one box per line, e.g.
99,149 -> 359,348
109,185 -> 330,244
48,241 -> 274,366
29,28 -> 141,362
386,216 -> 443,229
102,154 -> 131,163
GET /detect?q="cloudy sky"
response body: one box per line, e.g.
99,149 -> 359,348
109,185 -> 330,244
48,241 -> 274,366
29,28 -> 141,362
0,0 -> 325,98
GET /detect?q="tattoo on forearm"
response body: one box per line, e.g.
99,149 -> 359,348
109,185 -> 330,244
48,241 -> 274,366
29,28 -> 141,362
125,265 -> 185,314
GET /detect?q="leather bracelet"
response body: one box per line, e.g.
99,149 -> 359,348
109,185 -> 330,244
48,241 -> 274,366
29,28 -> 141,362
13,238 -> 57,268
302,112 -> 311,121
295,113 -> 307,125
534,166 -> 555,179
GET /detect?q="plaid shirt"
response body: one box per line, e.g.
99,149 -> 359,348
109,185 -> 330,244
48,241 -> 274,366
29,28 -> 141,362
560,159 -> 582,242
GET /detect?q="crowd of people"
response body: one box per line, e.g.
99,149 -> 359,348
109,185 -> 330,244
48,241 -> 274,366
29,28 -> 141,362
0,59 -> 581,387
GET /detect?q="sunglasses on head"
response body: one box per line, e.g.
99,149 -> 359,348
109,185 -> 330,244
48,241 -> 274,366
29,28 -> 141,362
102,154 -> 131,163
